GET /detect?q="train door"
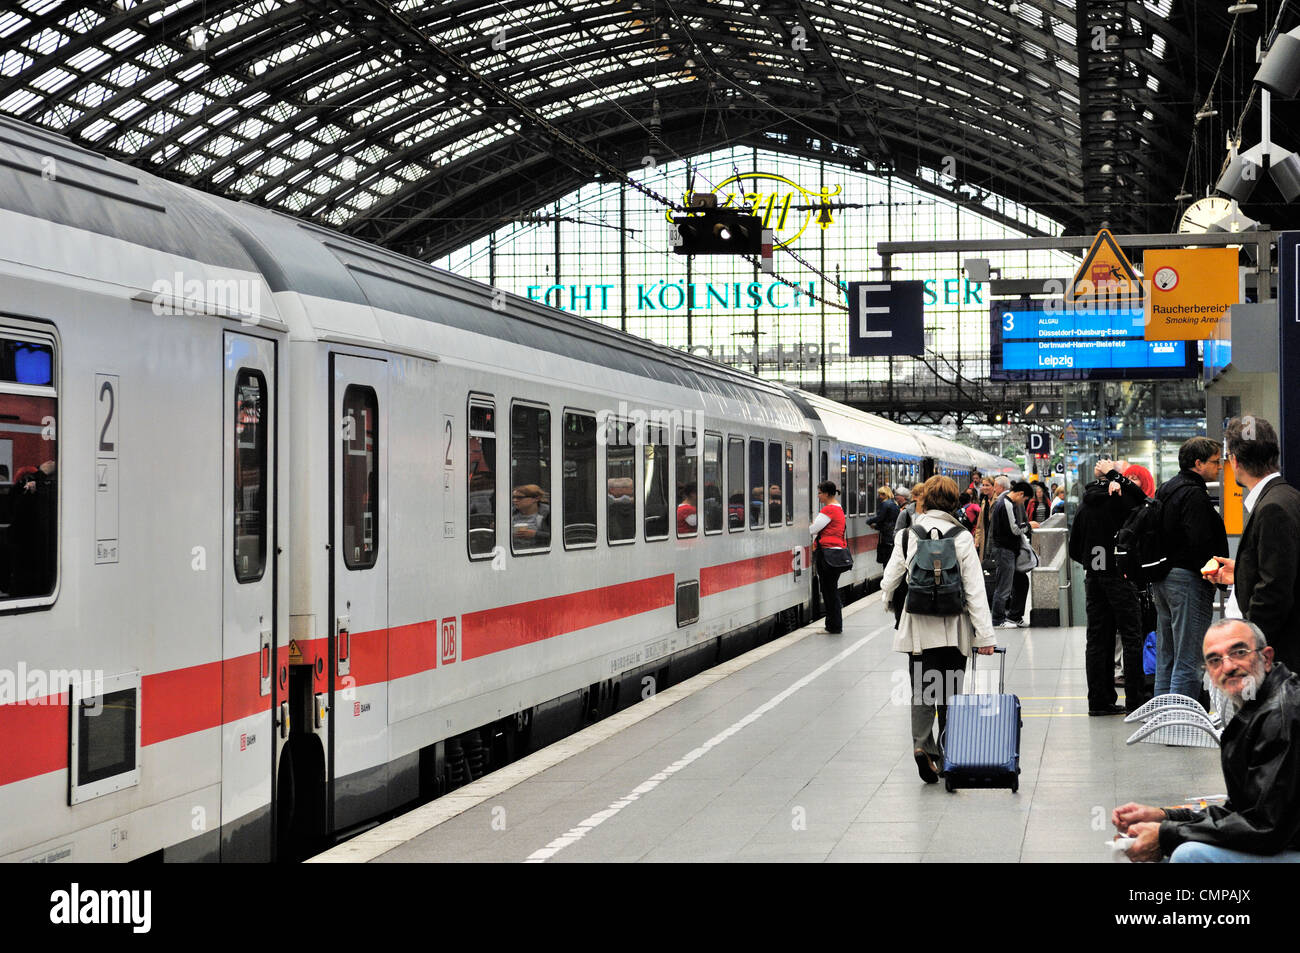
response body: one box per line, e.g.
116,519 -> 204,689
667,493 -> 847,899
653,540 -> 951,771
329,354 -> 389,830
222,332 -> 278,860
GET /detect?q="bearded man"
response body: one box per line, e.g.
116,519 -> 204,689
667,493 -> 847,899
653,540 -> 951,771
1112,619 -> 1300,862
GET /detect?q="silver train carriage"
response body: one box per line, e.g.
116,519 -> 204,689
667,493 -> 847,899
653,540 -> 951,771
0,116 -> 1015,862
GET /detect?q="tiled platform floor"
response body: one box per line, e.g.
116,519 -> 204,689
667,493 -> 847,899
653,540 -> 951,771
315,593 -> 1222,863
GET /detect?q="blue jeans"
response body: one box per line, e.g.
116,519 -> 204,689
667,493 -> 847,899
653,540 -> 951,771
1171,841 -> 1300,863
1153,568 -> 1215,699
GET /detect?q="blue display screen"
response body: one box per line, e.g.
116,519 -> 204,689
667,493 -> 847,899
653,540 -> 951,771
989,302 -> 1196,381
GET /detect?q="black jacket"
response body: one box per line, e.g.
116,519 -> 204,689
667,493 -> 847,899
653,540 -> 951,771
868,498 -> 899,543
1069,468 -> 1145,574
990,493 -> 1030,551
1159,664 -> 1300,856
1155,469 -> 1228,575
1235,476 -> 1300,673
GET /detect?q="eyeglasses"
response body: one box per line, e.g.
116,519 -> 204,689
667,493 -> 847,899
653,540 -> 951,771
1204,647 -> 1258,670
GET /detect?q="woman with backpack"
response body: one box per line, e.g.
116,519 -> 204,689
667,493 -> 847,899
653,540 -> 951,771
882,475 -> 997,784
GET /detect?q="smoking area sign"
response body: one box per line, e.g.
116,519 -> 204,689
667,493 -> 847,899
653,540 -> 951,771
1142,247 -> 1238,341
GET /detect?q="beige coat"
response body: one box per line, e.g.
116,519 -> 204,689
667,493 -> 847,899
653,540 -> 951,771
882,510 -> 996,655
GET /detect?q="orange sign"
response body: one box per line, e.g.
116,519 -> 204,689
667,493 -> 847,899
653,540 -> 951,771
1068,229 -> 1142,306
1222,456 -> 1245,535
1142,248 -> 1237,340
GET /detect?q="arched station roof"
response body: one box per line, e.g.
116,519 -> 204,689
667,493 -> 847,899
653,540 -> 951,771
0,1 -> 1287,260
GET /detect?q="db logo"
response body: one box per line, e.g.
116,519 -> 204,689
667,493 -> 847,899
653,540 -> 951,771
353,701 -> 360,717
239,733 -> 247,752
440,617 -> 457,665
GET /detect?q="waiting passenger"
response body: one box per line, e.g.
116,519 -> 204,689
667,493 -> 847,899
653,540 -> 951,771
1069,460 -> 1146,714
768,483 -> 782,525
809,481 -> 850,635
1151,437 -> 1227,700
510,484 -> 550,549
1114,619 -> 1300,862
676,481 -> 698,536
867,486 -> 899,566
882,475 -> 996,784
989,480 -> 1030,630
1204,417 -> 1300,674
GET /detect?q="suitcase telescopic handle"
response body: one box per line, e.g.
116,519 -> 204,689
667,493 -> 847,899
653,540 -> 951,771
970,645 -> 1007,694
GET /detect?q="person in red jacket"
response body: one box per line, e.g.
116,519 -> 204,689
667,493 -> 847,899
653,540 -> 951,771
810,481 -> 849,634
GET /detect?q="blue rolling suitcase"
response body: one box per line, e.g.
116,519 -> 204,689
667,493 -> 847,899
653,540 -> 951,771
942,647 -> 1022,793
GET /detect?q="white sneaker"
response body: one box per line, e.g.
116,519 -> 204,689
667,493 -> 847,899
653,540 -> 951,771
1016,619 -> 1029,628
997,620 -> 1017,629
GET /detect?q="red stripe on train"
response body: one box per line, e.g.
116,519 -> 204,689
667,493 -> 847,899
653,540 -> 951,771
0,692 -> 67,786
460,574 -> 676,661
849,533 -> 880,555
700,551 -> 792,596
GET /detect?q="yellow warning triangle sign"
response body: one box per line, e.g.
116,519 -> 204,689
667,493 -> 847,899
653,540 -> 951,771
1067,229 -> 1143,306
288,639 -> 303,663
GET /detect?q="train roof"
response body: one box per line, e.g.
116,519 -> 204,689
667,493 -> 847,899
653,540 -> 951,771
0,115 -> 794,415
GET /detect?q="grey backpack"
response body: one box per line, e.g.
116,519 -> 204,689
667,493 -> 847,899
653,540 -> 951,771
903,525 -> 966,616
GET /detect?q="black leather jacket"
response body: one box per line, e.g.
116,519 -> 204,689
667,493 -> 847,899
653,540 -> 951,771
1158,664 -> 1300,856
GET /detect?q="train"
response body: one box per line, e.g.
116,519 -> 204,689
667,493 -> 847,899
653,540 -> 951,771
0,114 -> 1016,862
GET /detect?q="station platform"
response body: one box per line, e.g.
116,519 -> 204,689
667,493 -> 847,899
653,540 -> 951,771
311,594 -> 1222,864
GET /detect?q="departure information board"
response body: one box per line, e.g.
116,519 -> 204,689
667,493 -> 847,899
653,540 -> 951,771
989,301 -> 1197,381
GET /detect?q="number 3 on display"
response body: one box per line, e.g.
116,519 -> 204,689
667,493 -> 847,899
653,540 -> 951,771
1002,312 -> 1014,332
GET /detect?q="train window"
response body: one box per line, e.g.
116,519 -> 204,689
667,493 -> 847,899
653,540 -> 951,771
820,450 -> 828,485
342,385 -> 379,570
675,427 -> 698,538
510,403 -> 551,554
233,370 -> 267,583
845,452 -> 857,517
562,411 -> 597,549
727,436 -> 745,531
749,439 -> 765,528
703,432 -> 723,535
606,417 -> 636,545
767,441 -> 783,526
468,399 -> 496,559
784,443 -> 794,525
0,333 -> 57,602
840,452 -> 848,516
644,424 -> 669,540
866,454 -> 876,514
68,671 -> 140,804
856,454 -> 867,515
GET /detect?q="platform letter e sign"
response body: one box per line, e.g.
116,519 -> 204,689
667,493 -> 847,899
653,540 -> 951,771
440,617 -> 458,665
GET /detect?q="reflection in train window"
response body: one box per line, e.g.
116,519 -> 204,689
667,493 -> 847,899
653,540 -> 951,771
563,411 -> 597,549
0,334 -> 57,601
784,444 -> 794,524
749,439 -> 765,528
606,417 -> 636,545
857,454 -> 867,514
468,398 -> 496,559
675,427 -> 697,538
727,436 -> 745,531
510,403 -> 551,554
234,369 -> 267,583
342,385 -> 379,570
846,452 -> 858,517
703,432 -> 723,534
866,455 -> 877,514
644,425 -> 669,540
840,452 -> 848,516
767,441 -> 782,526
